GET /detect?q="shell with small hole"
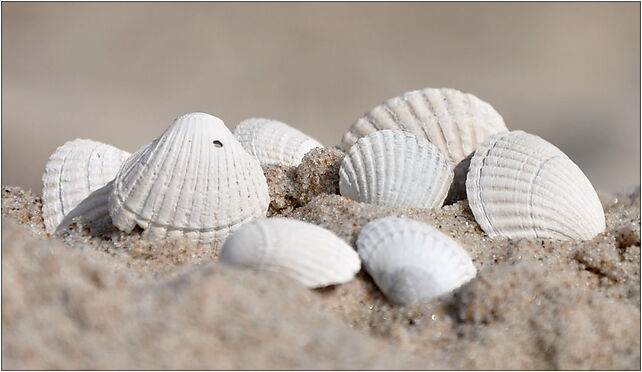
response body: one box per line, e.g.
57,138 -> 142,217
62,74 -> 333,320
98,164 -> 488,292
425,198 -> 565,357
219,217 -> 361,288
339,130 -> 453,209
466,130 -> 605,240
234,118 -> 323,167
340,87 -> 508,166
108,112 -> 270,246
356,216 -> 477,305
41,138 -> 130,234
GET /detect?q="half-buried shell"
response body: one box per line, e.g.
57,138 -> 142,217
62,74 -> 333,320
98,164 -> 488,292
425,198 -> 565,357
219,217 -> 361,288
357,216 -> 477,305
109,112 -> 270,246
466,130 -> 605,240
234,118 -> 322,167
339,130 -> 453,209
42,138 -> 130,234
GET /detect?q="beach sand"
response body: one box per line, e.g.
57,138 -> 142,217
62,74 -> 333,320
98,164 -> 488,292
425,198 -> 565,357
2,148 -> 640,369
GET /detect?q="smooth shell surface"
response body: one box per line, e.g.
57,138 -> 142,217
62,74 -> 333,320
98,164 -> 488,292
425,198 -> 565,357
357,216 -> 477,305
42,139 -> 130,233
466,130 -> 605,240
339,130 -> 454,209
219,218 -> 361,288
109,112 -> 270,245
341,88 -> 507,165
234,118 -> 323,167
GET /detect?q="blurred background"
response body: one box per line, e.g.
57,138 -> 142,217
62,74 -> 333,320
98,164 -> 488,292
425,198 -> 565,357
2,2 -> 640,193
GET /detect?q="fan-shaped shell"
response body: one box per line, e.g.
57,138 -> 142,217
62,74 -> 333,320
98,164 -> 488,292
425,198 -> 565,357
219,218 -> 361,288
339,130 -> 453,209
234,118 -> 323,167
357,216 -> 477,305
466,130 -> 605,240
109,112 -> 270,245
41,138 -> 130,234
341,88 -> 507,166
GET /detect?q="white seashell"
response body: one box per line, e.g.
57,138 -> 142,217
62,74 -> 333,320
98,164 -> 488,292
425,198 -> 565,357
109,112 -> 270,245
55,181 -> 114,235
466,130 -> 605,240
41,139 -> 130,234
219,217 -> 361,288
234,118 -> 323,167
357,216 -> 477,305
339,130 -> 454,209
340,88 -> 508,166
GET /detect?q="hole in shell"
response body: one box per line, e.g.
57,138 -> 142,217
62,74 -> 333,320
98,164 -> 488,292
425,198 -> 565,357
213,140 -> 223,148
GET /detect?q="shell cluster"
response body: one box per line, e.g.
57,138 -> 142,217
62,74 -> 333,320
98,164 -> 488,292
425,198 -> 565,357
41,86 -> 605,305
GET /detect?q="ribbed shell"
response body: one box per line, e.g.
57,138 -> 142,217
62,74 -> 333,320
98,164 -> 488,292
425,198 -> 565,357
41,138 -> 130,234
234,118 -> 323,167
56,181 -> 113,235
466,130 -> 605,240
341,88 -> 507,165
219,218 -> 361,288
357,217 -> 477,305
109,112 -> 270,245
339,130 -> 453,209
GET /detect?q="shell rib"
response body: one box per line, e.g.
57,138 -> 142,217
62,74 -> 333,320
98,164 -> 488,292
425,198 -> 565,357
340,87 -> 507,166
109,112 -> 270,246
219,218 -> 361,288
339,130 -> 453,209
234,118 -> 323,167
466,130 -> 605,240
357,216 -> 477,305
41,138 -> 130,234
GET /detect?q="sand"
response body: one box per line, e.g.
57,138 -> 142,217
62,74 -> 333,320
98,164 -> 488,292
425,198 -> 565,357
2,148 -> 640,369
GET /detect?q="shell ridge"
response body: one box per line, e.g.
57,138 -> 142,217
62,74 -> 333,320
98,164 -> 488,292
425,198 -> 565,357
142,122 -> 192,228
421,90 -> 449,161
472,132 -> 503,235
445,89 -> 466,161
169,119 -> 200,231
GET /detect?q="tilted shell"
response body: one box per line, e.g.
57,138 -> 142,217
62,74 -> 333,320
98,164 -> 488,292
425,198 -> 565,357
109,112 -> 270,245
219,217 -> 361,288
357,216 -> 477,305
340,87 -> 508,166
466,130 -> 605,240
41,138 -> 130,234
234,118 -> 323,167
339,130 -> 454,209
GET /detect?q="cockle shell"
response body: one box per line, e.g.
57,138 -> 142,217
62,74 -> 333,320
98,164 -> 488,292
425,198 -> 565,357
219,217 -> 361,288
41,138 -> 130,234
234,118 -> 323,167
55,181 -> 114,235
339,130 -> 454,209
340,88 -> 508,166
109,112 -> 270,245
466,130 -> 605,240
356,216 -> 477,305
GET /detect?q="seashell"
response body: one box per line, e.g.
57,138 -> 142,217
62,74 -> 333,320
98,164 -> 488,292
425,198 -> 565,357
41,138 -> 130,234
466,130 -> 605,240
339,130 -> 454,209
109,112 -> 270,246
234,118 -> 323,167
340,87 -> 508,166
55,181 -> 114,235
219,217 -> 361,288
356,216 -> 477,305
